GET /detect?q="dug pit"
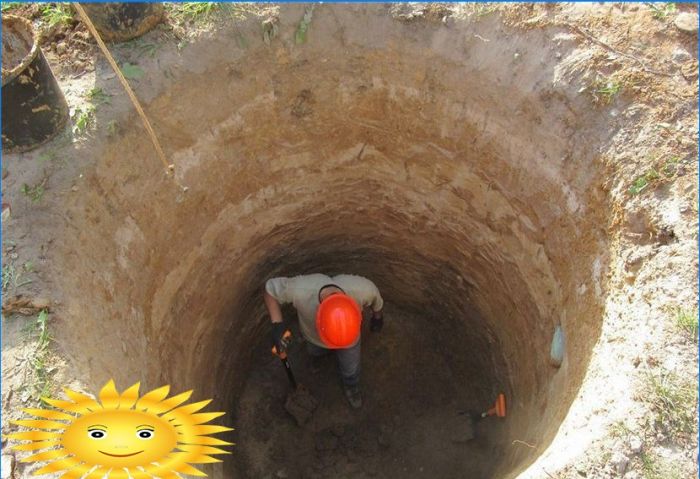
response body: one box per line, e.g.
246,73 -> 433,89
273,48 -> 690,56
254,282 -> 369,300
49,5 -> 613,479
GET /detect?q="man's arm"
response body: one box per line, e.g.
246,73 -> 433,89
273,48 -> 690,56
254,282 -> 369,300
264,289 -> 284,324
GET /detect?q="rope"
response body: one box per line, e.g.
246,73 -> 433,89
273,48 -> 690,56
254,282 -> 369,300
72,3 -> 186,190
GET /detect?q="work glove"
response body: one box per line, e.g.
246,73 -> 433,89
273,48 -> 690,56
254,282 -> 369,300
271,322 -> 291,355
370,315 -> 383,333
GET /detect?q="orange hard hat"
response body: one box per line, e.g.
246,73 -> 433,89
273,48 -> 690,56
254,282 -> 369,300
316,293 -> 362,348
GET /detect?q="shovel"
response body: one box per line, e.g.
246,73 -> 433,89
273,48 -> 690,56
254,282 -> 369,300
271,330 -> 318,426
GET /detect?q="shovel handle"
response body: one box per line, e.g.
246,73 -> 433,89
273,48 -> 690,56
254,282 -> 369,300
271,330 -> 292,358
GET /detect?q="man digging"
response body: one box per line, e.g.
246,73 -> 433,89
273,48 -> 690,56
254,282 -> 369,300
264,273 -> 384,409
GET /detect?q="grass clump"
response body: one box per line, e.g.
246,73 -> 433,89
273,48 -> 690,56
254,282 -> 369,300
673,307 -> 698,342
629,155 -> 685,196
640,450 -> 682,479
1,2 -> 21,13
647,2 -> 677,20
22,310 -> 55,401
645,370 -> 697,438
40,3 -> 73,27
21,179 -> 47,203
168,2 -> 219,22
591,75 -> 623,104
72,105 -> 96,135
87,87 -> 112,106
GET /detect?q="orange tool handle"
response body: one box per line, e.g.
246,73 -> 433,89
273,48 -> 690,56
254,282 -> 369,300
271,330 -> 292,358
485,393 -> 507,418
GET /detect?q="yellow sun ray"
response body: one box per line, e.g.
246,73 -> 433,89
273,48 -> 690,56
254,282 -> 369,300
12,419 -> 68,430
118,383 -> 140,409
63,388 -> 102,412
33,456 -> 83,475
176,444 -> 230,455
9,380 -> 233,478
187,425 -> 234,436
10,440 -> 60,451
5,431 -> 62,441
134,385 -> 170,411
166,399 -> 212,416
141,464 -> 180,479
23,449 -> 71,463
98,380 -> 120,410
173,462 -> 207,476
178,435 -> 234,446
107,468 -> 128,479
23,408 -> 75,421
42,398 -> 93,415
128,467 -> 154,479
83,466 -> 109,479
145,390 -> 193,414
57,463 -> 95,479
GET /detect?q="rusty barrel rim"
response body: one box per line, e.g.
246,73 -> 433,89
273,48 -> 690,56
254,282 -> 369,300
2,15 -> 41,87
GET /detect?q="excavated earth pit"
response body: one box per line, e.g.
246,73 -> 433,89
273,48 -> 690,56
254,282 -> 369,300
44,6 -> 617,479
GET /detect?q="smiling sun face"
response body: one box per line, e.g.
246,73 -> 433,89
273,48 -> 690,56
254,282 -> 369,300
62,409 -> 178,468
5,380 -> 233,478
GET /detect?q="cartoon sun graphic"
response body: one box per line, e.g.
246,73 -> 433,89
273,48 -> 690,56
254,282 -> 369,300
5,380 -> 233,478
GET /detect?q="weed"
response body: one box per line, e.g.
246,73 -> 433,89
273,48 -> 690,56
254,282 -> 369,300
2,264 -> 15,291
168,2 -> 219,22
610,420 -> 632,438
87,87 -> 112,106
629,168 -> 660,195
591,76 -> 623,104
25,310 -> 55,401
640,450 -> 682,479
120,62 -> 145,80
647,2 -> 677,20
645,370 -> 697,437
673,307 -> 698,342
1,2 -> 20,13
40,3 -> 73,27
106,120 -> 118,137
38,151 -> 56,163
21,179 -> 46,203
72,105 -> 96,134
295,5 -> 314,44
2,263 -> 33,292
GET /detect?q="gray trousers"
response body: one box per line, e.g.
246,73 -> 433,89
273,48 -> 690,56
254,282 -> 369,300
306,337 -> 361,386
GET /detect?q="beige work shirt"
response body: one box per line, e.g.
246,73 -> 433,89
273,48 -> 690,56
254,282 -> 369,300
265,273 -> 384,348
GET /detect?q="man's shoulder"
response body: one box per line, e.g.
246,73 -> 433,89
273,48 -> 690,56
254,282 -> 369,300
332,274 -> 376,288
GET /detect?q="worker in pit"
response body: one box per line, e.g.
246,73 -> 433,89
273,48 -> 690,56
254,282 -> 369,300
264,274 -> 384,409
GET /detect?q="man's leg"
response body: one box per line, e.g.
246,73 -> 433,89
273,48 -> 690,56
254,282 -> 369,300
336,338 -> 362,408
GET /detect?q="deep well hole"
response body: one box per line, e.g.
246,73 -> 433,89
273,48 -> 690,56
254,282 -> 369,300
53,7 -> 611,478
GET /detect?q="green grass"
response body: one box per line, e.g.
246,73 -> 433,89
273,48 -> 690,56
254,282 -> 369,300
1,2 -> 21,13
168,2 -> 220,22
629,168 -> 660,195
592,76 -> 623,104
609,420 -> 633,438
640,450 -> 682,479
629,156 -> 684,195
72,105 -> 96,135
295,5 -> 314,44
24,310 -> 54,402
3,262 -> 34,291
645,370 -> 697,437
674,307 -> 698,342
40,3 -> 73,27
87,87 -> 112,106
647,2 -> 677,20
21,179 -> 46,203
